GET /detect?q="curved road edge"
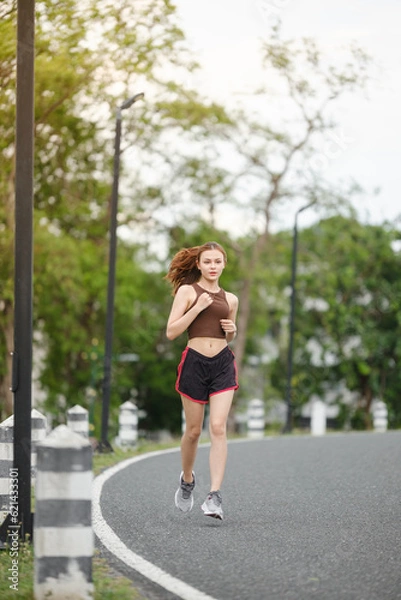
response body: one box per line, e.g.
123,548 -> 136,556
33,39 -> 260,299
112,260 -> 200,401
92,445 -> 219,600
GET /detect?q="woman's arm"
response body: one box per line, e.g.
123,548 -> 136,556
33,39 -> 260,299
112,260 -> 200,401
166,285 -> 213,340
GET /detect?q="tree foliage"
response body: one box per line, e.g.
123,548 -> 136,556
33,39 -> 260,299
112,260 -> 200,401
0,0 -> 229,420
269,216 -> 401,428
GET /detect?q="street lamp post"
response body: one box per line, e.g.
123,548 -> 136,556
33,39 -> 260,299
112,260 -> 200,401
283,200 -> 316,433
99,93 -> 144,453
8,0 -> 36,544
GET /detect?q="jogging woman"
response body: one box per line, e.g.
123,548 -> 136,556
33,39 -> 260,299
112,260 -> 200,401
165,241 -> 239,520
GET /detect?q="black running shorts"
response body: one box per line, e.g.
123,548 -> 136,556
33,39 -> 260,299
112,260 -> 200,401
175,346 -> 239,404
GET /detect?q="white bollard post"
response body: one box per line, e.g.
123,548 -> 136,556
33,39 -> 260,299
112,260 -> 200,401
1,410 -> 48,525
0,416 -> 14,527
31,409 -> 48,482
372,400 -> 388,432
67,404 -> 89,438
115,401 -> 138,449
247,399 -> 265,438
34,425 -> 93,600
311,398 -> 326,436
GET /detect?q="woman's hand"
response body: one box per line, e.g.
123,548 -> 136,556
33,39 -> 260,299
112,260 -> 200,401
197,292 -> 214,312
220,319 -> 237,336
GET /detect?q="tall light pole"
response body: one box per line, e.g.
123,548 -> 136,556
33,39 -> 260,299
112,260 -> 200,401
99,93 -> 144,452
8,0 -> 35,543
283,200 -> 316,433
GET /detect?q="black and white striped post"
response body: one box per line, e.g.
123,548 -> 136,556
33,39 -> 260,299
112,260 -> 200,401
0,416 -> 14,527
247,398 -> 265,438
31,409 -> 48,481
1,409 -> 47,527
34,425 -> 93,599
67,404 -> 89,438
115,401 -> 138,449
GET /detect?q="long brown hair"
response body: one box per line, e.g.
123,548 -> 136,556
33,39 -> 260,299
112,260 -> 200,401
165,241 -> 227,295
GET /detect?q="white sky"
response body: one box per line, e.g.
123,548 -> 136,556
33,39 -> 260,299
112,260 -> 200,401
172,0 -> 401,231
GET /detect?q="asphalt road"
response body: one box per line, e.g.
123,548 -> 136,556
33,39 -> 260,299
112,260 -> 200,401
95,432 -> 401,600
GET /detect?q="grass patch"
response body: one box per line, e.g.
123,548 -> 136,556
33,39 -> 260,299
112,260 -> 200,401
0,542 -> 145,599
93,552 -> 146,599
0,539 -> 34,599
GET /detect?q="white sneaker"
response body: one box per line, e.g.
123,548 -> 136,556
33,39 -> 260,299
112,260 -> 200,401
201,490 -> 223,520
174,471 -> 195,512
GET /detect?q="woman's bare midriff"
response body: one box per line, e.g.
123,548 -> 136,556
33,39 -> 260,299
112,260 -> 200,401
187,337 -> 228,357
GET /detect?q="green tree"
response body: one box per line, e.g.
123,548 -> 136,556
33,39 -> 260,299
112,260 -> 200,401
273,216 -> 401,429
0,0 -> 230,419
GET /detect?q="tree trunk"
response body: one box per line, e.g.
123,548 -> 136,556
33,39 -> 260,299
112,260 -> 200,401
233,230 -> 270,376
228,231 -> 270,431
361,378 -> 374,430
233,275 -> 252,374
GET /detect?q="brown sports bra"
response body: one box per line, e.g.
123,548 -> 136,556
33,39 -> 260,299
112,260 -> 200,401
187,283 -> 229,339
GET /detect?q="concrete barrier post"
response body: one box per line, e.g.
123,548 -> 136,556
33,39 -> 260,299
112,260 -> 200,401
67,404 -> 89,438
31,409 -> 48,482
311,398 -> 326,436
247,399 -> 265,438
115,401 -> 138,449
372,400 -> 388,432
1,410 -> 47,524
0,416 -> 14,526
34,425 -> 93,600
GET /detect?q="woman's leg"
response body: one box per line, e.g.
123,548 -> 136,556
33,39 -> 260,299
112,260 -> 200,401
180,396 -> 205,482
208,390 -> 235,491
